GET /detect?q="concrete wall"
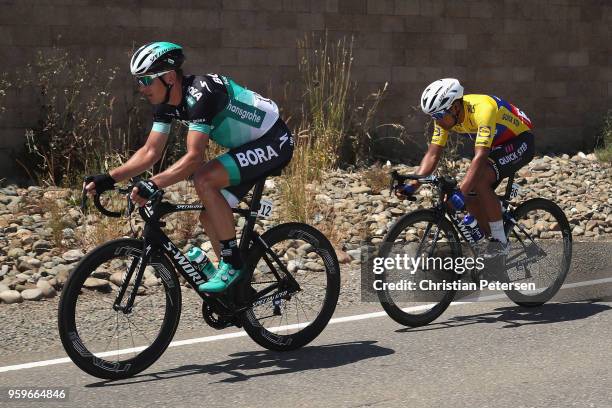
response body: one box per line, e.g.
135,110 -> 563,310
1,0 -> 610,179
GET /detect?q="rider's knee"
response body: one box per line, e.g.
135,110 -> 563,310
194,173 -> 218,196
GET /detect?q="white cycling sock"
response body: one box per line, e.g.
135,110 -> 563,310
489,220 -> 507,244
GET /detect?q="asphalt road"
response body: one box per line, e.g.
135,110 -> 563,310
1,241 -> 611,408
1,296 -> 612,408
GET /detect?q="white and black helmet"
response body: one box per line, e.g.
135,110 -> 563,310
420,78 -> 464,116
130,42 -> 185,76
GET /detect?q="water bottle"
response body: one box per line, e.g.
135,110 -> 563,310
186,247 -> 216,280
461,214 -> 484,243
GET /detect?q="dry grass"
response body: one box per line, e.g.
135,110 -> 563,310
595,110 -> 612,163
42,198 -> 72,250
75,192 -> 129,250
363,163 -> 391,194
279,132 -> 320,223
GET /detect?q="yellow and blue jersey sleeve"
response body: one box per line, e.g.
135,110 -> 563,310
429,94 -> 533,149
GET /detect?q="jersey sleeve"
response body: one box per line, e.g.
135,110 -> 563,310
431,122 -> 448,147
152,104 -> 173,134
473,103 -> 496,148
186,75 -> 229,135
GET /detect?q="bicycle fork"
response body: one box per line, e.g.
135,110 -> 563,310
113,243 -> 152,314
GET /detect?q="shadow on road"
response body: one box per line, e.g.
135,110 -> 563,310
396,301 -> 612,333
86,340 -> 394,387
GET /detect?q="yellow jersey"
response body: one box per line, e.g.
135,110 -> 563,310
431,94 -> 533,149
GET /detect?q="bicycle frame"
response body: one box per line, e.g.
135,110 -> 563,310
111,178 -> 300,315
397,173 -> 520,257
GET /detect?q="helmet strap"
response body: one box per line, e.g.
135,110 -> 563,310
158,76 -> 173,105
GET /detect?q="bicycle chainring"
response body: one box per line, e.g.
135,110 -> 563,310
202,303 -> 235,330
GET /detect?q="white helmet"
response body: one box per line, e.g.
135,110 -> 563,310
420,78 -> 464,116
130,42 -> 184,76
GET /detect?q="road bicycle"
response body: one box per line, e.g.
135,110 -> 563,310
58,173 -> 340,379
376,171 -> 572,327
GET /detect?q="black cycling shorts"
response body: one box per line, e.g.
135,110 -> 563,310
488,132 -> 535,188
216,119 -> 294,207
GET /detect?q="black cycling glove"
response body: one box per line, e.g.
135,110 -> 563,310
134,179 -> 161,200
85,173 -> 116,195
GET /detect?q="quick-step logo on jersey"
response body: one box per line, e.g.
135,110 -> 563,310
236,146 -> 279,167
226,99 -> 266,128
498,141 -> 528,165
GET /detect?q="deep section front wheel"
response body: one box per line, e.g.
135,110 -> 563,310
377,210 -> 461,327
58,238 -> 182,379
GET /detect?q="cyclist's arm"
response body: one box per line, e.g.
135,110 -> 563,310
460,104 -> 496,194
150,130 -> 209,188
460,145 -> 490,194
109,131 -> 168,182
409,141 -> 444,190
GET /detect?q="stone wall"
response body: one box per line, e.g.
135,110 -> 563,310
1,0 -> 610,180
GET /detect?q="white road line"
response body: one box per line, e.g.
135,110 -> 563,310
1,276 -> 612,374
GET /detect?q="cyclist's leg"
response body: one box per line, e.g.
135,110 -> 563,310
199,209 -> 221,259
197,119 -> 294,293
465,163 -> 498,234
483,132 -> 535,243
192,161 -> 235,242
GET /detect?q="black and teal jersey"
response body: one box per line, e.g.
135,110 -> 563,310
152,74 -> 280,148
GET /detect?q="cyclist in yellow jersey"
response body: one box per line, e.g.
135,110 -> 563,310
396,78 -> 535,259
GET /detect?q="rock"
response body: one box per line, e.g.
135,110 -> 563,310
287,260 -> 300,273
573,226 -> 584,235
0,283 -> 8,292
62,228 -> 75,239
347,249 -> 361,260
21,288 -> 43,301
35,280 -> 57,298
110,272 -> 124,286
83,278 -> 111,291
531,160 -> 551,171
7,248 -> 26,259
304,261 -> 325,271
144,277 -> 160,287
575,203 -> 589,213
350,186 -> 372,194
336,250 -> 351,264
62,249 -> 84,262
32,240 -> 53,254
0,264 -> 9,277
0,290 -> 22,304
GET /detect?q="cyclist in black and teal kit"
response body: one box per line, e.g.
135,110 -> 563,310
84,42 -> 294,294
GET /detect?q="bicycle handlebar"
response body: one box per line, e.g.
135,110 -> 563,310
389,171 -> 458,201
81,177 -> 160,218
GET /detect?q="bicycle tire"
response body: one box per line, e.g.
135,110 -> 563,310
240,223 -> 340,351
377,210 -> 461,327
58,238 -> 182,379
504,198 -> 572,307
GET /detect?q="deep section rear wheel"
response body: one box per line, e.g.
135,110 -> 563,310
58,238 -> 181,379
504,198 -> 572,307
241,223 -> 340,351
